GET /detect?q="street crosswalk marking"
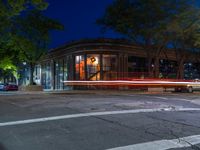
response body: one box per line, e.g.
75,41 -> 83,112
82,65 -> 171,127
107,134 -> 200,150
0,107 -> 200,127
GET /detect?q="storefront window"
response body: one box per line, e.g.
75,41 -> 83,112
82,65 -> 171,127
64,57 -> 69,81
87,54 -> 100,80
41,62 -> 52,89
128,56 -> 147,78
75,55 -> 85,80
63,56 -> 72,90
184,63 -> 200,79
55,59 -> 64,90
159,59 -> 177,78
34,65 -> 41,85
102,55 -> 117,80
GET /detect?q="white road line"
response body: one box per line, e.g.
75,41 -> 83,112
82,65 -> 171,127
144,95 -> 169,100
107,134 -> 200,150
153,96 -> 168,100
0,108 -> 200,127
176,98 -> 190,101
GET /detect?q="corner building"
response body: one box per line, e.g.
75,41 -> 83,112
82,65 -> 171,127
34,39 -> 199,90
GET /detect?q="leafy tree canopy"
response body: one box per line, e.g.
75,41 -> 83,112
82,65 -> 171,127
167,6 -> 200,51
14,10 -> 64,63
0,57 -> 19,81
97,0 -> 200,78
97,0 -> 195,46
0,0 -> 64,84
0,0 -> 49,58
0,0 -> 48,18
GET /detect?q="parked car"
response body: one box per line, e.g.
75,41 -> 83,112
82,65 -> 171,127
4,83 -> 18,91
175,79 -> 200,93
0,83 -> 5,91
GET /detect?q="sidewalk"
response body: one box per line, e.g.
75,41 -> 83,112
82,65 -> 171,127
1,88 -> 198,97
45,89 -> 172,95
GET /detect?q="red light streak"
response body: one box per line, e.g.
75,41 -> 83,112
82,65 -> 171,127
63,79 -> 200,87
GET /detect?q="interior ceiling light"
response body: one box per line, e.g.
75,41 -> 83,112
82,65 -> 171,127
90,57 -> 96,63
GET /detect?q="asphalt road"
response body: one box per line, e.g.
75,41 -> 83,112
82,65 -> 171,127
0,91 -> 200,150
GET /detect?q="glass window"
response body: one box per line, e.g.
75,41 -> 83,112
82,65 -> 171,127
75,55 -> 85,80
55,59 -> 64,90
102,55 -> 117,80
159,59 -> 177,78
63,56 -> 73,90
64,57 -> 69,81
128,56 -> 147,78
41,62 -> 52,89
34,65 -> 41,85
87,54 -> 100,80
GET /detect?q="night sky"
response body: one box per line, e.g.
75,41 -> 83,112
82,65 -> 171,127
44,0 -> 123,49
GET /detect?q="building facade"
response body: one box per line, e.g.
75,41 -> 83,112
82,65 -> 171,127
31,39 -> 200,90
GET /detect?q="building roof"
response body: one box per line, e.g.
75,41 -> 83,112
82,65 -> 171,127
40,38 -> 198,62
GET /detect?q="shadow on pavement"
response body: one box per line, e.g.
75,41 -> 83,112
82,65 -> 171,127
0,143 -> 7,150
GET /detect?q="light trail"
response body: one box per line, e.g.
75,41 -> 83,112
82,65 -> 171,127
63,80 -> 200,87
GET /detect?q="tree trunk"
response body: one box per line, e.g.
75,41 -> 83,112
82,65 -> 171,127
29,62 -> 34,85
154,45 -> 165,78
146,45 -> 163,78
154,57 -> 160,78
175,50 -> 186,79
176,59 -> 184,79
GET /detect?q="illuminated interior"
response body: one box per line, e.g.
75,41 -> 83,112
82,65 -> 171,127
75,55 -> 85,80
87,54 -> 100,80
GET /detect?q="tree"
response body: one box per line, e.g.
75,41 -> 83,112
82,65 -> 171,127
0,1 -> 64,85
167,7 -> 200,78
97,0 -> 194,78
0,0 -> 48,49
13,11 -> 64,85
0,0 -> 49,83
0,57 -> 19,84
